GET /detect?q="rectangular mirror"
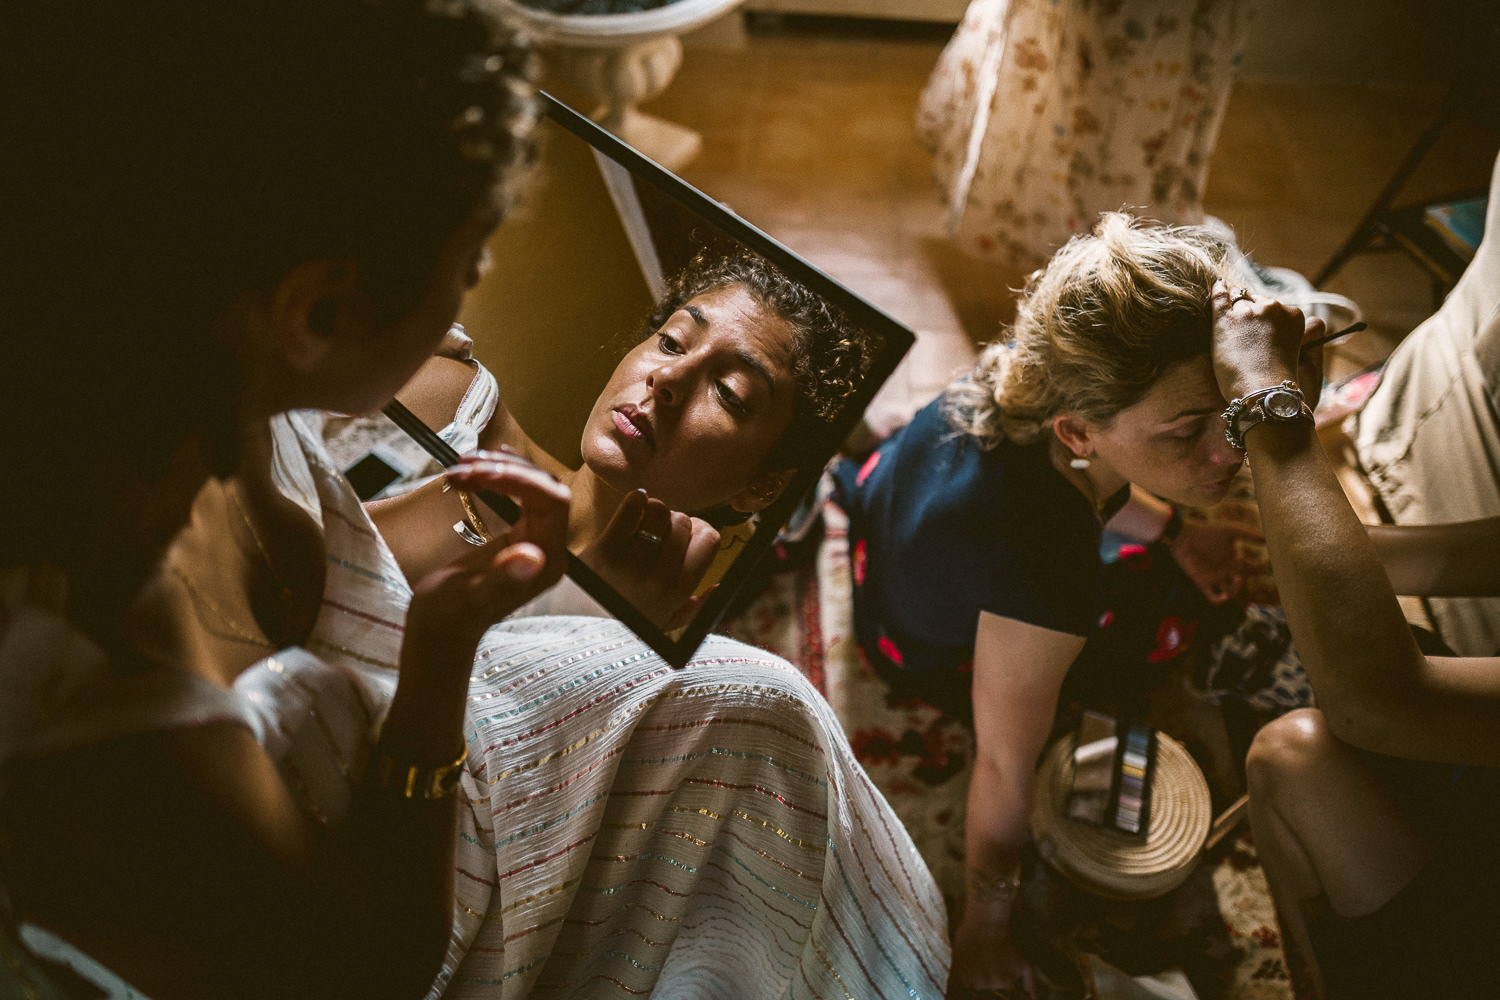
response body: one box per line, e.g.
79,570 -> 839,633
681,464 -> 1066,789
389,92 -> 914,667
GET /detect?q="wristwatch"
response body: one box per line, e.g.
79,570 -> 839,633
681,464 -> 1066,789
1221,380 -> 1313,450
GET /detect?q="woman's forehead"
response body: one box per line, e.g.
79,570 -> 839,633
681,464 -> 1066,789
684,285 -> 795,369
1132,356 -> 1223,423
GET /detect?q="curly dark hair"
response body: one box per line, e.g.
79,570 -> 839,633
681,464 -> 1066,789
643,253 -> 876,471
2,0 -> 536,564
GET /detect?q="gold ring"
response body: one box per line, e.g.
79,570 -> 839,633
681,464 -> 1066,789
634,529 -> 664,547
1231,287 -> 1254,304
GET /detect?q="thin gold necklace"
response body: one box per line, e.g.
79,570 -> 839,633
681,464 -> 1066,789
227,480 -> 294,613
167,561 -> 277,649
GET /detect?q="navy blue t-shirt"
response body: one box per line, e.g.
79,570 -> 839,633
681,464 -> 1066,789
831,395 -> 1123,720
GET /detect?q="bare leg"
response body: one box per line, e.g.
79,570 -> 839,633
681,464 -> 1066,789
1245,709 -> 1431,998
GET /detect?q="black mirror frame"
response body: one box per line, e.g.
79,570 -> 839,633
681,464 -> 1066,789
388,91 -> 914,667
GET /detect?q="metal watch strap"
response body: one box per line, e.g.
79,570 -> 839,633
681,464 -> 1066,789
1221,380 -> 1313,450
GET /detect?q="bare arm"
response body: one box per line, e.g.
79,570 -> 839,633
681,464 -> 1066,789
367,355 -> 564,584
1367,516 -> 1500,596
949,611 -> 1085,995
1211,281 -> 1500,765
5,454 -> 571,1000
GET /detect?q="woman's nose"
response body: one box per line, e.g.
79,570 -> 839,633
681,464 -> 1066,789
1207,428 -> 1245,467
646,367 -> 679,406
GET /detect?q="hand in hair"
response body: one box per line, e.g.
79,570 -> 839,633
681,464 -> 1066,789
582,488 -> 722,631
1209,278 -> 1327,406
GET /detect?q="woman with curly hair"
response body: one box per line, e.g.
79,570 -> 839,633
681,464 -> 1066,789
0,1 -> 947,997
379,251 -> 874,626
831,213 -> 1274,996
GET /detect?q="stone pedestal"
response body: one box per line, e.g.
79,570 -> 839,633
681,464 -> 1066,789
549,35 -> 700,170
491,0 -> 744,171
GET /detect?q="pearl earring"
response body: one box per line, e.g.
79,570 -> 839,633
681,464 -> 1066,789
1070,456 -> 1091,470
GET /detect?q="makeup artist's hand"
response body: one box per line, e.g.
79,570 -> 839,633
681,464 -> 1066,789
582,489 -> 721,631
405,450 -> 571,647
1211,278 -> 1327,409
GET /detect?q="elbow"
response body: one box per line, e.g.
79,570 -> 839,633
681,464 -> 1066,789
1311,674 -> 1422,757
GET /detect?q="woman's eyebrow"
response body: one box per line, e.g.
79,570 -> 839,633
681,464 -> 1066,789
734,347 -> 779,394
688,302 -> 779,394
1163,405 -> 1219,424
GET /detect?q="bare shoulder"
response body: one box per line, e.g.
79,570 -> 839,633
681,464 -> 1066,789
396,355 -> 488,430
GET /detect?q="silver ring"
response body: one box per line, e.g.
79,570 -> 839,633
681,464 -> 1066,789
633,529 -> 664,547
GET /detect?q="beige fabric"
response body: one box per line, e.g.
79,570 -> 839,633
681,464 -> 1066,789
1353,151 -> 1500,656
916,0 -> 1252,270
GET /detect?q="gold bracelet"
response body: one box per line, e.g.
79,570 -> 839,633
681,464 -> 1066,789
371,741 -> 468,800
456,490 -> 492,544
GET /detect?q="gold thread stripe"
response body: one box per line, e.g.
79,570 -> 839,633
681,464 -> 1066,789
490,744 -> 629,816
472,631 -> 636,684
678,776 -> 827,817
578,877 -> 693,900
264,659 -> 356,780
497,877 -> 582,917
471,656 -> 665,731
488,710 -> 825,787
715,827 -> 821,881
811,937 -> 854,1000
666,804 -> 822,851
471,628 -> 634,683
823,898 -> 888,998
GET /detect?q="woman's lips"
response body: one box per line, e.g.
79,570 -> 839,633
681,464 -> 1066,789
612,405 -> 654,448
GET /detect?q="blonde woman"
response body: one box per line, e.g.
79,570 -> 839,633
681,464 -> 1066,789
832,214 -> 1276,995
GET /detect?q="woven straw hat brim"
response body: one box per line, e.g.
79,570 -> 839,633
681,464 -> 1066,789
1030,731 -> 1212,900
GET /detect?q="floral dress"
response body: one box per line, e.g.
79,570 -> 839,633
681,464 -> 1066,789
917,0 -> 1253,270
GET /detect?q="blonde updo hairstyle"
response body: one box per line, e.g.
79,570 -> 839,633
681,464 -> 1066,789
945,213 -> 1234,448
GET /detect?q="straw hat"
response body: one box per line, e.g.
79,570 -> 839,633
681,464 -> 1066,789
1029,731 -> 1211,900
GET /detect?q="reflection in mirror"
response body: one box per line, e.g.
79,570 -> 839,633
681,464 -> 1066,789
385,93 -> 914,667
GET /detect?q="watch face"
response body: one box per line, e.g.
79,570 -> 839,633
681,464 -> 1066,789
1264,389 -> 1302,420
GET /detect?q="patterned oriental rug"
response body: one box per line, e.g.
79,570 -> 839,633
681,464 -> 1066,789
723,495 -> 1302,1000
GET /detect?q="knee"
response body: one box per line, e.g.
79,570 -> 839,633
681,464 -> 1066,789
1246,708 -> 1334,796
